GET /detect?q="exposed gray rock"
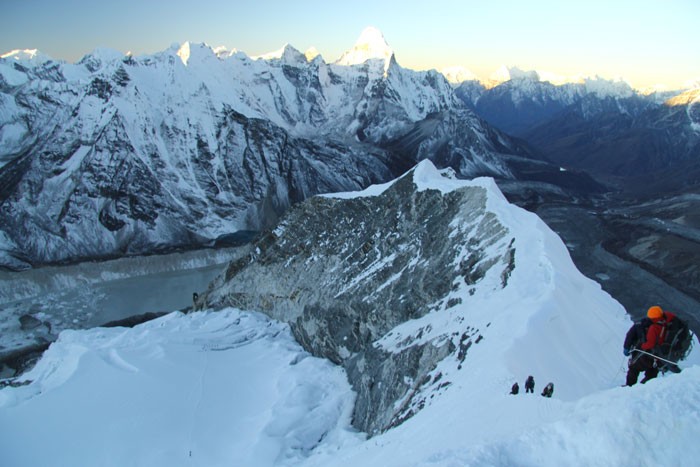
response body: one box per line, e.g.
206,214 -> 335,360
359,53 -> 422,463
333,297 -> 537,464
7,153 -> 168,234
204,162 -> 515,434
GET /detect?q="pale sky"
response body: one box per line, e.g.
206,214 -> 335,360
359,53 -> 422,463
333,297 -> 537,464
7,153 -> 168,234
1,0 -> 698,90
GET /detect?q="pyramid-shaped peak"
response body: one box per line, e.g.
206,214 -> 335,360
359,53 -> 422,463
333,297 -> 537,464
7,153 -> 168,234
356,26 -> 390,48
336,26 -> 394,66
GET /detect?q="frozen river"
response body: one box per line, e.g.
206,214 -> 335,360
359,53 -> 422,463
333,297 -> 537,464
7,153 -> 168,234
0,247 -> 246,367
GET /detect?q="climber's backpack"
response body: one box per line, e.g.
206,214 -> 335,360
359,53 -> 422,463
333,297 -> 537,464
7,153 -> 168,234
657,316 -> 693,364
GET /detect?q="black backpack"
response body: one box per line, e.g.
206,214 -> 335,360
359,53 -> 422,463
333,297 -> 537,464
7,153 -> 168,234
657,316 -> 694,364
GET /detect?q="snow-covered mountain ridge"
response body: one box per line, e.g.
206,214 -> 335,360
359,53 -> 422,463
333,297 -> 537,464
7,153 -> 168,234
447,64 -> 692,98
1,28 -> 547,269
451,64 -> 699,137
0,30 -> 455,151
454,71 -> 662,137
2,160 -> 698,466
199,160 -> 634,434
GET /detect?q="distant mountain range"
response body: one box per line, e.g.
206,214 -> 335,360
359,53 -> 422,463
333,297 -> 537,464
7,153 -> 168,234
1,27 -> 698,270
454,72 -> 700,194
0,28 -> 592,269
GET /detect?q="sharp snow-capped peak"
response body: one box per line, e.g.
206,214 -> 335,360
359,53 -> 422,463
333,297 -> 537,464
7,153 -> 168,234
335,26 -> 394,67
176,42 -> 193,65
173,41 -> 229,66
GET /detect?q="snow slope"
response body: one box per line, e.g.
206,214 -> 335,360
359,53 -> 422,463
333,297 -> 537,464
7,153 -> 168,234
305,366 -> 700,467
1,306 -> 698,467
0,309 -> 358,467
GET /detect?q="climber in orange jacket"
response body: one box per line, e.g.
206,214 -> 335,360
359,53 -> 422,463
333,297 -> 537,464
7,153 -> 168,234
625,306 -> 676,386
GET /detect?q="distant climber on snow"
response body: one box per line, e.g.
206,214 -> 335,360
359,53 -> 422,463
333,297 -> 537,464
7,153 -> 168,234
624,305 -> 694,386
541,382 -> 554,398
510,382 -> 519,395
525,375 -> 535,393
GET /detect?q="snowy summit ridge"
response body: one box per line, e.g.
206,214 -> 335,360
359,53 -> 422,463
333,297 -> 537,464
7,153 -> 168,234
202,159 -> 638,435
0,48 -> 52,65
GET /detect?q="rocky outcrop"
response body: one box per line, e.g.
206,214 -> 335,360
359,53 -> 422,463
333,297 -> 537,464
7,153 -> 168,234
203,161 -> 516,434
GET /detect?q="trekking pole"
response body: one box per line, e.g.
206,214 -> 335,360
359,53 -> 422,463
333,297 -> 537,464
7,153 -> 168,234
630,349 -> 678,366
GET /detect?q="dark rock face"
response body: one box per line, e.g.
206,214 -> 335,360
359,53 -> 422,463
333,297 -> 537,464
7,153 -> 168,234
18,314 -> 43,331
204,163 -> 515,434
521,95 -> 700,193
0,103 -> 393,267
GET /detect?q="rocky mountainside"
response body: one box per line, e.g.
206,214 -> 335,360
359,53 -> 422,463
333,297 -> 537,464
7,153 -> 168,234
202,161 -> 516,433
522,89 -> 700,193
0,30 -> 587,270
454,69 -> 642,137
201,160 -> 627,435
454,72 -> 700,194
